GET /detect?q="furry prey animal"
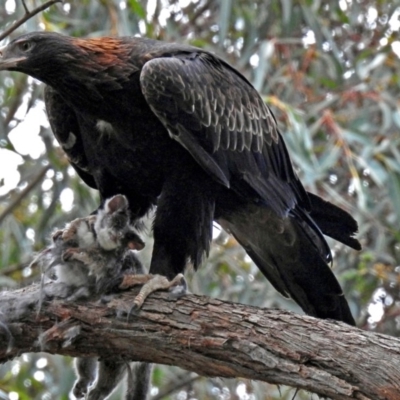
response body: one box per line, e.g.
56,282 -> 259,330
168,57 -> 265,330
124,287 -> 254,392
32,194 -> 161,400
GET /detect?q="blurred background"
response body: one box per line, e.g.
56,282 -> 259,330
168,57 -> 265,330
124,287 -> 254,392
0,0 -> 400,399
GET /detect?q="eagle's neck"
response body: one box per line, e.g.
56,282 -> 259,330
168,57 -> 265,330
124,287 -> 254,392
46,38 -> 141,119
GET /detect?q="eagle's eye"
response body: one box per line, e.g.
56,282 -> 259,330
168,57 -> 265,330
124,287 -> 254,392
18,41 -> 34,52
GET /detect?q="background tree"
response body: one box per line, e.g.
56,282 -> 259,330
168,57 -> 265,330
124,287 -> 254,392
0,0 -> 399,399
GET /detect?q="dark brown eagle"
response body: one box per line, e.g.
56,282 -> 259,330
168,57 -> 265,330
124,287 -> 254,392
0,32 -> 360,325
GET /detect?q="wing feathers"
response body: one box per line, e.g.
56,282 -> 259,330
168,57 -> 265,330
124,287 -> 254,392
140,52 -> 307,216
44,86 -> 97,189
140,54 -> 273,153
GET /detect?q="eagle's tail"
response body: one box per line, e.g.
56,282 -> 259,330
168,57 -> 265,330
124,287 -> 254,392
219,203 -> 356,326
307,192 -> 361,251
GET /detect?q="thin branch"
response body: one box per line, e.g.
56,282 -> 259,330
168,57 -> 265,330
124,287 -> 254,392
1,283 -> 400,400
0,165 -> 51,225
21,0 -> 30,14
0,0 -> 63,42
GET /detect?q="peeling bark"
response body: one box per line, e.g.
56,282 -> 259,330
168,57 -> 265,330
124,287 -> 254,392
0,283 -> 399,400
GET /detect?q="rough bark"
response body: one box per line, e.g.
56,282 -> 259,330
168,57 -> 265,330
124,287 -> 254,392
0,283 -> 399,400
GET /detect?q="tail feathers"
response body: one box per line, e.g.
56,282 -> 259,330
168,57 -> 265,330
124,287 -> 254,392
219,208 -> 356,326
308,192 -> 361,251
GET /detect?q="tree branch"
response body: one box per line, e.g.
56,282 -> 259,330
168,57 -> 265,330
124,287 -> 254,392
0,165 -> 50,225
0,0 -> 63,42
1,283 -> 399,400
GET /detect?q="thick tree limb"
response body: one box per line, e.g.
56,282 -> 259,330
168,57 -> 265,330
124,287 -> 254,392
0,283 -> 399,400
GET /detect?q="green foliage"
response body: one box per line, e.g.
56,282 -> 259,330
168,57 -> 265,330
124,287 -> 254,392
1,0 -> 400,398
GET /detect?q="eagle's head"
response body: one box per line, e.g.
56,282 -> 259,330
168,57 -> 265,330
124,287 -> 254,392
0,31 -> 138,93
0,32 -> 72,83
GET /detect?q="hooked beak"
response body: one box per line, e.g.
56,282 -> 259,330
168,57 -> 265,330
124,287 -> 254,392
0,46 -> 26,70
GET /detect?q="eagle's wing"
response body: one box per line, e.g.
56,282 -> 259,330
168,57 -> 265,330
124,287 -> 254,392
44,86 -> 97,189
139,51 -> 360,249
139,51 -> 310,219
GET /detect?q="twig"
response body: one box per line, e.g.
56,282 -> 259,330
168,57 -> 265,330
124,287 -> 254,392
21,0 -> 29,14
0,165 -> 51,225
0,0 -> 63,42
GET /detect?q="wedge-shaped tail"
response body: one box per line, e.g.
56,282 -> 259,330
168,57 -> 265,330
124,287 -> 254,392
219,203 -> 356,326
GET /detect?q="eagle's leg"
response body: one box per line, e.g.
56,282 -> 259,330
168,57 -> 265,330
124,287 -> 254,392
148,167 -> 217,279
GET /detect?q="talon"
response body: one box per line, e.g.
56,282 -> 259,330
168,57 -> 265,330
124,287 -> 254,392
133,293 -> 145,309
62,250 -> 72,261
62,247 -> 78,261
52,229 -> 63,241
127,303 -> 141,320
61,227 -> 77,242
167,273 -> 188,299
